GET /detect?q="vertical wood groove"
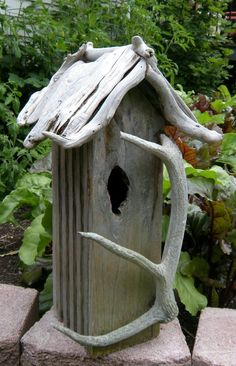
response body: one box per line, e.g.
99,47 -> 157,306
52,89 -> 163,351
60,148 -> 69,326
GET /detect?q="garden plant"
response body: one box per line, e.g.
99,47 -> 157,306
0,0 -> 235,318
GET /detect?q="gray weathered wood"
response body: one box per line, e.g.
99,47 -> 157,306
52,87 -> 163,351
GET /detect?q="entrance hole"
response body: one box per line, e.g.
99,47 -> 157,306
107,166 -> 130,215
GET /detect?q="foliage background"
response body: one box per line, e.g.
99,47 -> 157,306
0,0 -> 236,315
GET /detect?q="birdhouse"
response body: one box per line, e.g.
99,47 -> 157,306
18,36 -> 222,356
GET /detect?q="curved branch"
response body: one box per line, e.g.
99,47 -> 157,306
145,66 -> 222,144
79,232 -> 164,278
84,41 -> 124,61
54,304 -> 167,347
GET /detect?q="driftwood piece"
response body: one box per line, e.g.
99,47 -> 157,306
45,58 -> 146,148
145,66 -> 222,143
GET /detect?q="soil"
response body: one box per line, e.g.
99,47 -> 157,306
0,220 -> 29,286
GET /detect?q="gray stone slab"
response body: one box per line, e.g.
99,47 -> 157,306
0,284 -> 38,366
21,308 -> 191,366
192,307 -> 236,366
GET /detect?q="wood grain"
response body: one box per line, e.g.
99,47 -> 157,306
52,86 -> 164,353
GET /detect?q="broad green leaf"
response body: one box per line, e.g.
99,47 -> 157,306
174,272 -> 207,315
19,214 -> 51,265
181,256 -> 209,280
16,172 -> 51,192
217,133 -> 236,172
211,99 -> 226,113
0,187 -> 39,223
205,201 -> 232,240
42,202 -> 52,236
210,165 -> 236,198
174,252 -> 208,315
39,272 -> 53,314
218,85 -> 231,100
187,204 -> 210,239
187,176 -> 214,198
185,162 -> 219,183
193,110 -> 225,125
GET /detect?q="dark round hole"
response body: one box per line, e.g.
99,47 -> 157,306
107,166 -> 130,215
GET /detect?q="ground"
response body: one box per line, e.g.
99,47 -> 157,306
0,221 -> 27,286
0,217 -> 32,286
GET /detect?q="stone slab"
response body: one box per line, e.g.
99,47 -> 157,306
21,308 -> 191,366
0,284 -> 38,366
192,307 -> 236,366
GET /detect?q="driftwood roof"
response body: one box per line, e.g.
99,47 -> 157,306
18,36 -> 222,149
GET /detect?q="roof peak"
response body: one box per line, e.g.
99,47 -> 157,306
17,36 -> 222,149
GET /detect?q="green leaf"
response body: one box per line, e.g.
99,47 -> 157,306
19,214 -> 51,265
210,165 -> 236,198
42,202 -> 52,236
185,162 -> 219,183
211,99 -> 226,113
16,172 -> 51,192
0,187 -> 39,224
181,256 -> 209,280
174,252 -> 208,315
187,176 -> 214,198
187,204 -> 210,239
8,73 -> 25,88
218,85 -> 231,100
193,110 -> 225,125
217,133 -> 236,172
39,272 -> 53,314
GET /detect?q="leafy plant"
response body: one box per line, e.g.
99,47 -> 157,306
0,172 -> 52,265
0,0 -> 232,91
0,72 -> 51,199
165,85 -> 236,315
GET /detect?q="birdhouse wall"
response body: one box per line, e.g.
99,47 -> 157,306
52,87 -> 164,344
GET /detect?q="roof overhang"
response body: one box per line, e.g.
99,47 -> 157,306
18,36 -> 222,149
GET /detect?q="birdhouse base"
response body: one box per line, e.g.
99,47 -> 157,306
21,308 -> 191,365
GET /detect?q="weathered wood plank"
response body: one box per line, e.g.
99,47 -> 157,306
52,143 -> 62,319
59,148 -> 69,326
23,46 -> 139,146
62,47 -> 140,136
52,86 -> 164,355
47,58 -> 146,148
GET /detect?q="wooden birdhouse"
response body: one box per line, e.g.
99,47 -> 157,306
18,36 -> 222,356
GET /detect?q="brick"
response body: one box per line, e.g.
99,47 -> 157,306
0,284 -> 38,366
21,308 -> 191,366
192,307 -> 236,366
